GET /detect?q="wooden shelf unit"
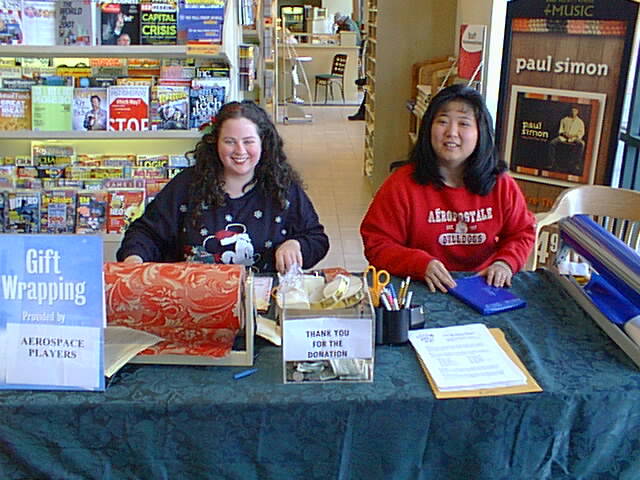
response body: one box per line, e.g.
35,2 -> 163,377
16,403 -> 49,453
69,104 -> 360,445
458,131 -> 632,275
362,0 -> 457,189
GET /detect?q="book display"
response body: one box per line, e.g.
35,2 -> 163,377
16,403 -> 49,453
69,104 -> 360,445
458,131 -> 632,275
0,56 -> 230,131
0,0 -> 250,260
0,149 -> 193,235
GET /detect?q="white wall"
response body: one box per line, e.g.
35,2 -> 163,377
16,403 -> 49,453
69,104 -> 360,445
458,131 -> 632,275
456,0 -> 505,123
323,0 -> 353,20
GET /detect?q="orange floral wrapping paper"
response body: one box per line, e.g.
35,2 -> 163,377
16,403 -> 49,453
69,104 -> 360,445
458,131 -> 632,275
104,262 -> 245,357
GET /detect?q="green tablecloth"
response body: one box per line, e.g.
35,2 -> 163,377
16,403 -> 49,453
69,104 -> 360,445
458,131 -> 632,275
1,271 -> 639,479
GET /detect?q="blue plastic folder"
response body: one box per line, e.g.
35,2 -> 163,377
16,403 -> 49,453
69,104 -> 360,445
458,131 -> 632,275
448,275 -> 526,315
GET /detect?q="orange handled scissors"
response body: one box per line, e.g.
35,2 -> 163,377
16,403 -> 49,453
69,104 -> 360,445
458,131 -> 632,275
364,265 -> 390,307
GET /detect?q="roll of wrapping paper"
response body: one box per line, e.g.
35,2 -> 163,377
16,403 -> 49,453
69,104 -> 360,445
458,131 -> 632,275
559,215 -> 640,306
104,262 -> 245,358
583,274 -> 640,326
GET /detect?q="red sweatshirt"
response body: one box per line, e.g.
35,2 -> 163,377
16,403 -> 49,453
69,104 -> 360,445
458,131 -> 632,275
360,165 -> 535,280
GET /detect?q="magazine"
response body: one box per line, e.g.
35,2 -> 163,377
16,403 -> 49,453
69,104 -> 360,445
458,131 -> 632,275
100,0 -> 140,45
72,88 -> 108,131
56,0 -> 96,46
150,85 -> 189,130
107,85 -> 149,131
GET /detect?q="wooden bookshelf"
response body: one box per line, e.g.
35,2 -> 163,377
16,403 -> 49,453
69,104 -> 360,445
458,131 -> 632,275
259,0 -> 278,120
363,0 -> 457,189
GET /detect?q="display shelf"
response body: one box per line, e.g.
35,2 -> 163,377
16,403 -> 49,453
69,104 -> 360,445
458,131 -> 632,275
363,0 -> 378,177
0,45 -> 228,61
0,130 -> 202,140
258,0 -> 278,120
0,6 -> 246,260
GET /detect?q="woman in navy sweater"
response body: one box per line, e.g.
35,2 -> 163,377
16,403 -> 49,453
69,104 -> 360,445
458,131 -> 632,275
117,101 -> 329,273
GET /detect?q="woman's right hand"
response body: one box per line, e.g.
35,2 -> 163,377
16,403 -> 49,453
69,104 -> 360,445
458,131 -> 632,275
123,255 -> 143,264
424,259 -> 456,293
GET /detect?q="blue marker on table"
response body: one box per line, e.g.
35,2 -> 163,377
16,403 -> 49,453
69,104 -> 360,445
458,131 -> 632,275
233,368 -> 258,380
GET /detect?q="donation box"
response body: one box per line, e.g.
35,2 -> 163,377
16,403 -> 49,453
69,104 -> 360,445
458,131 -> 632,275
280,273 -> 375,383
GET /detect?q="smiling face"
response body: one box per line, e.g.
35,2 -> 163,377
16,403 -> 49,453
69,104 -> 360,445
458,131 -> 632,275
430,99 -> 479,174
217,117 -> 262,184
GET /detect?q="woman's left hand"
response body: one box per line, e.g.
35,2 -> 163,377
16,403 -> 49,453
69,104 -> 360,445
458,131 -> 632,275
275,239 -> 303,274
479,261 -> 513,288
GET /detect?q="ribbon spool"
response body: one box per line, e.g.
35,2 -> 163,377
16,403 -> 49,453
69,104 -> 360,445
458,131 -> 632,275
312,275 -> 364,310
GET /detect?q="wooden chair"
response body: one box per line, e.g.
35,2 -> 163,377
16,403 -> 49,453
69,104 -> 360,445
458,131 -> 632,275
526,184 -> 640,270
314,54 -> 347,104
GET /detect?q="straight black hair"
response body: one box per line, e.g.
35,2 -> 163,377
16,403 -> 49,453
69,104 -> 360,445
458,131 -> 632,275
410,84 -> 507,195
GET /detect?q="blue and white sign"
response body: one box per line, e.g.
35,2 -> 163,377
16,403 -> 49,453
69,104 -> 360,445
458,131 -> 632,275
0,234 -> 105,391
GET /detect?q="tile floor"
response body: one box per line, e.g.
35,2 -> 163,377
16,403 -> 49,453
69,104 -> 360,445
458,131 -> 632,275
278,105 -> 372,272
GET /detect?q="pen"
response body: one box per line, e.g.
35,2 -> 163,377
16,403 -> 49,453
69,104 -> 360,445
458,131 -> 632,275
402,276 -> 411,307
233,368 -> 258,380
385,285 -> 398,310
388,283 -> 398,303
380,291 -> 393,310
405,291 -> 413,309
398,280 -> 406,306
385,286 -> 399,310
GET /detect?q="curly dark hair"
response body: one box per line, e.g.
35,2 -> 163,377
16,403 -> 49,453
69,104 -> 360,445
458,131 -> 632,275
410,84 -> 507,196
186,100 -> 302,225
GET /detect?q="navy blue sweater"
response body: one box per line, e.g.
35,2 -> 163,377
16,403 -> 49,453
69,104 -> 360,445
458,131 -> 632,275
116,168 -> 329,272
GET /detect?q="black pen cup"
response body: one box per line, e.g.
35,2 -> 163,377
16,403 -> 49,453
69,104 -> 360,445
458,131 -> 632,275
383,309 -> 411,344
374,306 -> 385,345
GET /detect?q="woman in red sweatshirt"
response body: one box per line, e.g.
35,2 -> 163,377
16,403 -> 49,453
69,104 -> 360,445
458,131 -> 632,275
360,84 -> 535,293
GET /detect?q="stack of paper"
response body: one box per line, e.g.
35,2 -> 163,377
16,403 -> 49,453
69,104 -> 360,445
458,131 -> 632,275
104,327 -> 163,378
408,324 -> 527,391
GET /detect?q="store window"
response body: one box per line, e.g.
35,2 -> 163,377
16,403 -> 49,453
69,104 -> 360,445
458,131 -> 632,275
618,58 -> 640,191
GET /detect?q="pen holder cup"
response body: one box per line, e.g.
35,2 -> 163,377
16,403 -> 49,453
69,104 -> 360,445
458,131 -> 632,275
374,307 -> 385,345
383,309 -> 411,344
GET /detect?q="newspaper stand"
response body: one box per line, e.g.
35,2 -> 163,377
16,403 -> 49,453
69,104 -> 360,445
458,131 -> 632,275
280,275 -> 375,383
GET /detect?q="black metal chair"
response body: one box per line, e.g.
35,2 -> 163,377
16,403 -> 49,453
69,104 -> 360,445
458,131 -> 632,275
314,54 -> 347,104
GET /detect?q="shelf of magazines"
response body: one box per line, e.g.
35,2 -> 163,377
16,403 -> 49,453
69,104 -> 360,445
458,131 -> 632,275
0,45 -> 229,61
0,130 -> 203,139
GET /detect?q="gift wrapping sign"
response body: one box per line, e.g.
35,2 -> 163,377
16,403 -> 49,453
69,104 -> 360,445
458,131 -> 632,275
0,234 -> 105,391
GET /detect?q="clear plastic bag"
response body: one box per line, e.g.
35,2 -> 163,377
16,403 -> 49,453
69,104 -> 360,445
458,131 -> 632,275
276,264 -> 310,309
